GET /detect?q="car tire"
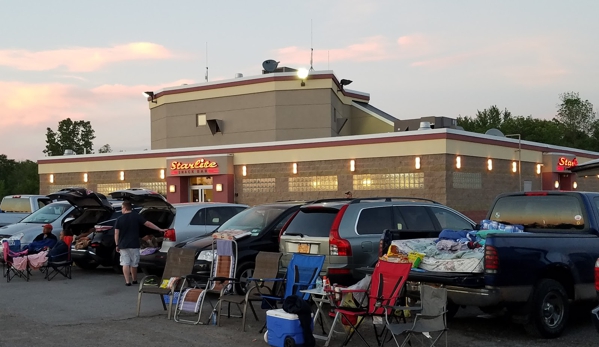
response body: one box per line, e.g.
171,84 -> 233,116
236,261 -> 255,295
524,279 -> 569,339
446,300 -> 460,320
74,260 -> 100,270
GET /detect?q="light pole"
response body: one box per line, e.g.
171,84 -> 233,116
506,134 -> 522,191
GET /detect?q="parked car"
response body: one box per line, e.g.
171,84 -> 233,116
77,188 -> 248,271
405,191 -> 599,338
0,195 -> 52,227
145,201 -> 307,293
279,197 -> 476,285
0,188 -> 114,254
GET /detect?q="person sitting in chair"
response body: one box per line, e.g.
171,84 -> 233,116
23,224 -> 58,253
48,229 -> 74,263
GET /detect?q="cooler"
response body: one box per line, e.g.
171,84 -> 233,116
266,309 -> 312,347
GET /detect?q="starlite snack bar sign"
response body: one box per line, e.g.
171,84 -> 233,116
167,156 -> 228,176
556,157 -> 577,171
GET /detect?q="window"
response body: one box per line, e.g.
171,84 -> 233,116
452,172 -> 482,189
289,176 -> 338,192
284,208 -> 338,237
205,207 -> 244,226
190,209 -> 206,225
396,206 -> 435,231
353,173 -> 424,190
96,183 -> 130,196
197,114 -> 207,127
430,207 -> 473,231
139,182 -> 167,195
242,178 -> 276,193
356,207 -> 394,235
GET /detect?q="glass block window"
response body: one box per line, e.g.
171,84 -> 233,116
289,176 -> 338,192
353,173 -> 424,190
452,172 -> 482,189
96,183 -> 131,196
139,182 -> 167,195
242,178 -> 276,193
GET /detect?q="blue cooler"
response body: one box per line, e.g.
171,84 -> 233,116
266,309 -> 312,347
163,292 -> 180,305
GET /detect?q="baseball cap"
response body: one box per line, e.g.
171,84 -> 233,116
43,224 -> 53,230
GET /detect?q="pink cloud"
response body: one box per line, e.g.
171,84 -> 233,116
397,34 -> 436,59
0,42 -> 176,72
91,79 -> 195,99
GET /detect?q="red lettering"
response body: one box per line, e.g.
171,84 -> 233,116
557,157 -> 577,169
170,159 -> 219,173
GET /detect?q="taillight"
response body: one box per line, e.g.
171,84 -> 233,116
485,245 -> 499,272
330,205 -> 352,256
595,258 -> 599,291
279,210 -> 300,242
164,228 -> 176,241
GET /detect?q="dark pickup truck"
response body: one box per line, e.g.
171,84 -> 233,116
406,191 -> 599,338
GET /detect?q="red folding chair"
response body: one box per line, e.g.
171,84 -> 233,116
327,260 -> 412,347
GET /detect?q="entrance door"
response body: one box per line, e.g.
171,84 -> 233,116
190,185 -> 213,202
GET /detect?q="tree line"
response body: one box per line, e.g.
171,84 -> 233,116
457,92 -> 598,151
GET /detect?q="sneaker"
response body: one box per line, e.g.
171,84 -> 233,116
132,281 -> 138,285
125,283 -> 132,286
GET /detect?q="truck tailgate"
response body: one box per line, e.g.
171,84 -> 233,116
408,270 -> 485,288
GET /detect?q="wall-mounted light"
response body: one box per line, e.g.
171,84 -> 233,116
215,183 -> 223,192
350,160 -> 355,172
143,91 -> 157,103
536,164 -> 542,175
83,173 -> 88,183
292,163 -> 298,174
49,174 -> 54,183
297,68 -> 309,86
456,156 -> 461,169
242,165 -> 247,176
573,182 -> 578,189
487,159 -> 493,171
119,171 -> 125,181
169,185 -> 176,193
415,157 -> 421,170
160,169 -> 165,179
512,161 -> 517,173
554,181 -> 560,189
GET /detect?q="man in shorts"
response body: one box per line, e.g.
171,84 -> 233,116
114,201 -> 165,286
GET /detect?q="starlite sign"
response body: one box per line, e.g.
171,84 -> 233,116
556,157 -> 577,171
166,155 -> 232,176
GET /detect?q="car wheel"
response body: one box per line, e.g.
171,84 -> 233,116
236,262 -> 255,295
446,300 -> 460,320
524,279 -> 569,338
74,260 -> 100,270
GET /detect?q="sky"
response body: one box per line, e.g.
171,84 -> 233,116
1,0 -> 598,161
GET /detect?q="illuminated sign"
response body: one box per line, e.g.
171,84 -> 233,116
166,155 -> 231,177
556,157 -> 577,171
170,159 -> 219,175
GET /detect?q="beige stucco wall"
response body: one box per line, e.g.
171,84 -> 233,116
350,107 -> 394,135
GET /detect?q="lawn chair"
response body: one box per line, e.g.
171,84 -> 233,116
136,247 -> 196,319
44,236 -> 74,281
174,236 -> 240,325
328,260 -> 412,347
385,284 -> 448,347
215,251 -> 283,331
2,240 -> 29,282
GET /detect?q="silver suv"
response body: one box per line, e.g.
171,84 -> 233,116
279,197 -> 476,285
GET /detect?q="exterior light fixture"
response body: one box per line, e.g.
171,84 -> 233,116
49,174 -> 54,183
512,161 -> 517,173
292,163 -> 298,174
415,157 -> 421,170
487,159 -> 493,171
554,181 -> 559,189
83,173 -> 88,183
456,156 -> 461,169
215,183 -> 223,192
169,185 -> 176,193
573,182 -> 578,189
119,171 -> 125,181
160,169 -> 165,179
297,68 -> 309,86
242,165 -> 247,176
350,160 -> 355,172
536,164 -> 542,175
143,91 -> 157,103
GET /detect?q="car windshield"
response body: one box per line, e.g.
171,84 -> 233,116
20,203 -> 71,224
216,206 -> 287,236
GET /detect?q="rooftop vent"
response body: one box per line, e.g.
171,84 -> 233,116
418,121 -> 432,130
235,73 -> 243,78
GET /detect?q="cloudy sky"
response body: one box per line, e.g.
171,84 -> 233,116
2,0 -> 598,161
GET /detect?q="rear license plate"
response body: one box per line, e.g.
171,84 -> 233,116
298,243 -> 310,254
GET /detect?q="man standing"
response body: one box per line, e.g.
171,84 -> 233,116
115,201 -> 165,286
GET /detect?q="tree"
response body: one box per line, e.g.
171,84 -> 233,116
554,92 -> 597,148
98,144 -> 112,153
0,155 -> 39,196
43,118 -> 96,156
457,105 -> 512,134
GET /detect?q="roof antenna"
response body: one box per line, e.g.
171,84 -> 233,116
205,42 -> 209,82
309,19 -> 314,71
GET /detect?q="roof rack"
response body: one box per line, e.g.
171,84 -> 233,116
309,198 -> 354,204
348,197 -> 440,204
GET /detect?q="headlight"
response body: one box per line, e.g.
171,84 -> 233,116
197,250 -> 216,261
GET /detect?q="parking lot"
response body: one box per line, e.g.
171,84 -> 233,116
0,267 -> 596,347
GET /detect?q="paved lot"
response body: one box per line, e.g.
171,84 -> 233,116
0,267 -> 597,347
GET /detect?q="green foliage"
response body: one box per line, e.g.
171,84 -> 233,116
98,144 -> 112,153
43,118 -> 96,156
0,155 -> 39,197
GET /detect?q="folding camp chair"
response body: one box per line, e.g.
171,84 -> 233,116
215,251 -> 283,331
2,240 -> 29,282
174,236 -> 240,325
327,260 -> 412,347
137,247 -> 196,320
385,284 -> 448,347
44,236 -> 74,281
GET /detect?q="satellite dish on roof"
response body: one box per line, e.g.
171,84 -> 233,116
485,128 -> 505,137
262,59 -> 279,73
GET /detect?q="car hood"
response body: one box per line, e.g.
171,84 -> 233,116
182,234 -> 213,251
109,189 -> 174,212
48,187 -> 113,212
